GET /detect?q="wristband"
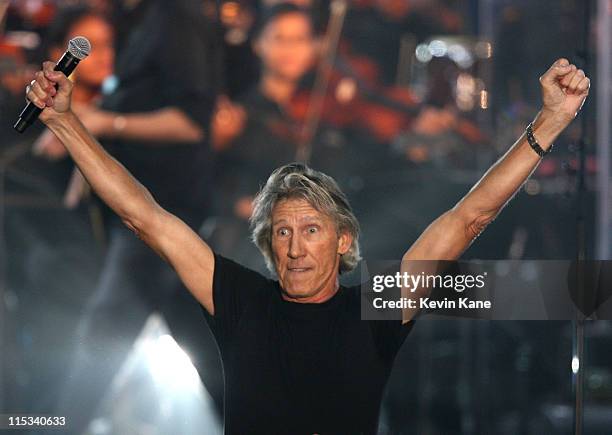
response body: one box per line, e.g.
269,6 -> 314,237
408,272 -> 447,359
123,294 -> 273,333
526,122 -> 552,158
112,115 -> 127,135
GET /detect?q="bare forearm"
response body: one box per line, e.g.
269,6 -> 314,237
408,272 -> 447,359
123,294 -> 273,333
455,110 -> 568,220
46,111 -> 158,227
96,107 -> 204,143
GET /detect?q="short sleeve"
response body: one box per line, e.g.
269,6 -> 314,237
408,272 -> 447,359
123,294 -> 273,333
202,253 -> 273,349
157,3 -> 216,130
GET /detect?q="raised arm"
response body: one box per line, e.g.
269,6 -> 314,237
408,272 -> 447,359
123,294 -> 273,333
399,58 -> 590,322
403,58 -> 589,262
26,61 -> 216,315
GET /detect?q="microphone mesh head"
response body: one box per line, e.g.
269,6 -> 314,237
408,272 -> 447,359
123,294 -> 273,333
67,36 -> 91,60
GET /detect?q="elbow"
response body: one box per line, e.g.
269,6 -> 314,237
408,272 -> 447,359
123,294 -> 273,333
455,207 -> 498,241
464,211 -> 497,240
120,203 -> 161,241
465,214 -> 495,240
121,215 -> 148,239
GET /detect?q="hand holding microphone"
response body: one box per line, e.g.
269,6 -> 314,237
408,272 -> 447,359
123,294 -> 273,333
15,36 -> 91,133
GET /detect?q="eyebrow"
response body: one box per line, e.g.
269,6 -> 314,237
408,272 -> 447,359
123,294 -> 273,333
272,216 -> 322,226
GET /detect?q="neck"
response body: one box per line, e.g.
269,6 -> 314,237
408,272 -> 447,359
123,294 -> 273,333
260,72 -> 297,106
281,275 -> 340,304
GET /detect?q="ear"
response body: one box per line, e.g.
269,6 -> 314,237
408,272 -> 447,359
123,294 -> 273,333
337,231 -> 352,256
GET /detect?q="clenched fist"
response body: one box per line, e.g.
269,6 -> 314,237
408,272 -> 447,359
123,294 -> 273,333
539,58 -> 590,125
25,61 -> 74,123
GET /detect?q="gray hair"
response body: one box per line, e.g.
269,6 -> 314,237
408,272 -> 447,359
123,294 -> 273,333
250,163 -> 361,274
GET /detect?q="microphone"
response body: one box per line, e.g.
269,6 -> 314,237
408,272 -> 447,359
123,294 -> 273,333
14,36 -> 91,133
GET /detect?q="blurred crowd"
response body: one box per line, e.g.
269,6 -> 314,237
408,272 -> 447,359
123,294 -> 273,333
1,0 -> 497,266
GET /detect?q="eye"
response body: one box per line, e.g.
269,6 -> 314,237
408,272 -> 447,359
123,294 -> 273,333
307,226 -> 318,234
278,228 -> 290,237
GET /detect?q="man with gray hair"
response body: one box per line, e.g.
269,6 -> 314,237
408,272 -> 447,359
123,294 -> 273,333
25,57 -> 589,433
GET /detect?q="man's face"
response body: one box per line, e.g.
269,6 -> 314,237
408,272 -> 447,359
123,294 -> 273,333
255,12 -> 316,82
271,198 -> 351,302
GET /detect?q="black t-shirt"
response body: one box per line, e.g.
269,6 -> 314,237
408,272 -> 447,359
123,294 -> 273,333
203,254 -> 415,434
100,0 -> 216,218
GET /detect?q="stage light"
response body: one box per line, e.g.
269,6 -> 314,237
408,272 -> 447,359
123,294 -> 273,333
448,44 -> 474,68
415,43 -> 432,63
84,315 -> 222,435
428,40 -> 447,58
475,41 -> 493,59
143,334 -> 202,393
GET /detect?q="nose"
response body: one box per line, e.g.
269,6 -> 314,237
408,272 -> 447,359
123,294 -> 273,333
288,233 -> 305,259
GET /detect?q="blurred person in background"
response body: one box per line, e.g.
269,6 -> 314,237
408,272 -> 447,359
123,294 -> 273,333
215,0 -> 324,99
209,3 -> 318,270
52,0 -> 219,432
209,2 -> 465,267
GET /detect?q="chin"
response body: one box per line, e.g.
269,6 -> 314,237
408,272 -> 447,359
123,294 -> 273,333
283,283 -> 312,298
281,278 -> 316,299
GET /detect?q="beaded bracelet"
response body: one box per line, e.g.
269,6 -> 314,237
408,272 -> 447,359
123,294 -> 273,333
526,122 -> 552,158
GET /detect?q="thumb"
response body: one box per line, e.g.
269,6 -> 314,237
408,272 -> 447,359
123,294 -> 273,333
540,58 -> 573,84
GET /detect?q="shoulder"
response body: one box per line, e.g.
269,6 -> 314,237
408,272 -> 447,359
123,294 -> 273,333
213,253 -> 277,292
